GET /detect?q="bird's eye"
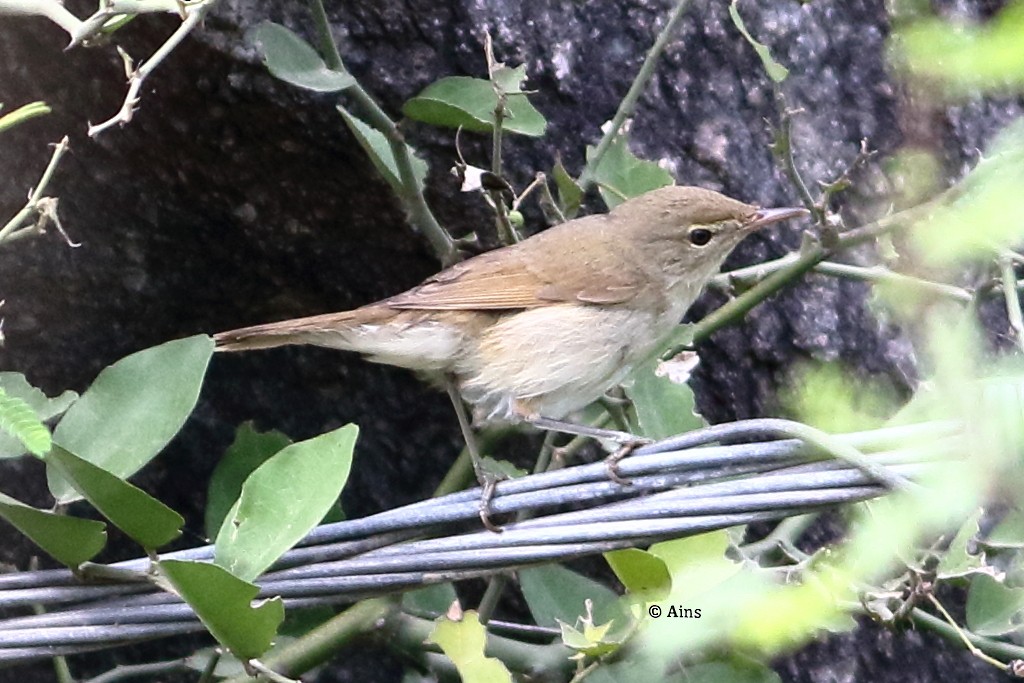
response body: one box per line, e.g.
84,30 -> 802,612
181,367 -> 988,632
689,228 -> 713,246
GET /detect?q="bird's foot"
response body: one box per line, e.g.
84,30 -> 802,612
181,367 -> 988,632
477,475 -> 503,533
472,459 -> 511,533
603,437 -> 652,486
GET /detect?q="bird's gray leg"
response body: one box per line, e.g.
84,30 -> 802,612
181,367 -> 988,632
524,415 -> 644,444
445,377 -> 503,532
521,412 -> 652,486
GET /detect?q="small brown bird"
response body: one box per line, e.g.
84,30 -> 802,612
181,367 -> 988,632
215,186 -> 805,446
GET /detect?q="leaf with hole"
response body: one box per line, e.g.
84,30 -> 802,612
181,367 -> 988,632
159,559 -> 284,660
585,136 -> 673,210
215,424 -> 358,581
519,564 -> 621,628
205,422 -> 292,541
427,610 -> 512,683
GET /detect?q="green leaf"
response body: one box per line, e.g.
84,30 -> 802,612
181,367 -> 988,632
987,510 -> 1024,549
552,158 -> 583,217
518,564 -> 621,628
650,531 -> 741,600
205,423 -> 292,541
936,509 -> 988,580
604,548 -> 671,601
158,559 -> 284,660
625,360 -> 702,441
403,75 -> 547,137
895,2 -> 1024,96
585,136 -> 674,210
337,106 -> 429,193
490,64 -> 528,95
728,1 -> 789,82
781,362 -> 900,434
910,119 -> 1024,264
246,22 -> 355,92
0,101 -> 51,134
0,373 -> 76,458
0,388 -> 51,457
0,492 -> 106,567
215,424 -> 358,581
426,609 -> 513,683
403,583 -> 458,615
49,335 -> 214,503
966,573 -> 1024,636
46,446 -> 182,550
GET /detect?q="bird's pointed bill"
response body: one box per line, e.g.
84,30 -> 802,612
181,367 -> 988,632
747,207 -> 809,229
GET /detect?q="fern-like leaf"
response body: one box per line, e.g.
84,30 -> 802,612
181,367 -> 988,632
0,387 -> 51,456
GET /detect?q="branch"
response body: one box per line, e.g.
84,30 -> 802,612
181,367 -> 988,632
999,254 -> 1024,352
576,0 -> 694,197
0,0 -> 83,37
305,0 -> 455,265
87,0 -> 217,137
675,196 -> 946,351
0,136 -> 72,247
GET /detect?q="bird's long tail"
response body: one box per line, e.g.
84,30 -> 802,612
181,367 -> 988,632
213,310 -> 363,352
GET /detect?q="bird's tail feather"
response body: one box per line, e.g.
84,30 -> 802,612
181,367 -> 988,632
213,310 -> 362,352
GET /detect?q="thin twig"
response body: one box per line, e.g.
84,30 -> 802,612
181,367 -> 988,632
771,95 -> 818,222
0,136 -> 71,246
87,0 -> 217,137
247,659 -> 300,683
576,0 -> 693,198
221,599 -> 396,683
68,0 -> 182,49
82,659 -> 190,683
909,605 -> 1024,668
677,197 -> 944,351
305,0 -> 455,263
925,594 -> 1010,671
0,0 -> 84,37
306,0 -> 343,69
998,254 -> 1024,353
714,259 -> 972,304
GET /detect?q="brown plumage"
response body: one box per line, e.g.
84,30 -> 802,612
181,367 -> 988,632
215,186 -> 805,421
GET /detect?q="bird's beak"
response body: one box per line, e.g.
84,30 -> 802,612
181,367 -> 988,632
746,207 -> 809,230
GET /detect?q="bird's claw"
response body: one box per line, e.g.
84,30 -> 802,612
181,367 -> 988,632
604,437 -> 651,485
476,472 -> 505,533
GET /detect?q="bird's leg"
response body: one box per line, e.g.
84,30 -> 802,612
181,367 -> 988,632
445,378 -> 503,532
520,412 -> 651,485
523,414 -> 648,446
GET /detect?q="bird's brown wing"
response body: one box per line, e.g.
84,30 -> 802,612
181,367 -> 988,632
387,222 -> 645,311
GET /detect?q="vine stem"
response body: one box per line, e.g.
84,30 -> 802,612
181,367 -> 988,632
576,0 -> 693,197
307,0 -> 456,265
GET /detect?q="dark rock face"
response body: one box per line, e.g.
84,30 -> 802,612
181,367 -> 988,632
0,0 -> 1016,680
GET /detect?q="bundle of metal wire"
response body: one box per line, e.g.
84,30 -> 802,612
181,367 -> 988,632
0,419 -> 961,665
